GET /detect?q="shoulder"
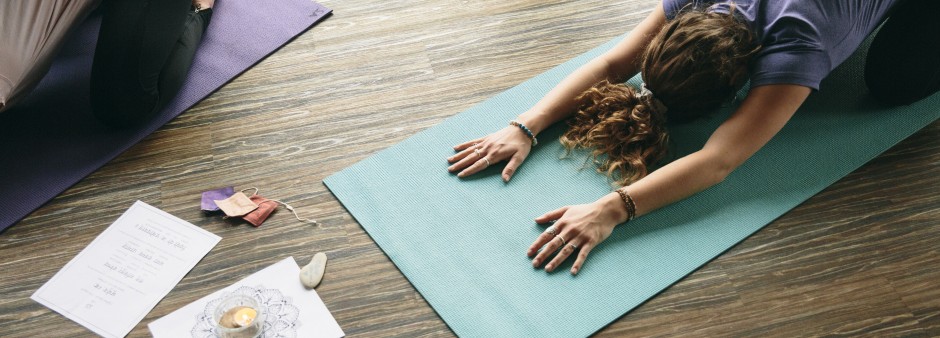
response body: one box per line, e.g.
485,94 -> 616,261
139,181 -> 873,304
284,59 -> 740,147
662,0 -> 699,20
662,0 -> 744,20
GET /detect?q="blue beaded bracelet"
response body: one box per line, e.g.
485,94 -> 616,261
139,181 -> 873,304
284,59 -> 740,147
509,120 -> 538,146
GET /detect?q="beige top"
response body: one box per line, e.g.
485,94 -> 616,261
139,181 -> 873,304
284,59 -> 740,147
0,0 -> 100,112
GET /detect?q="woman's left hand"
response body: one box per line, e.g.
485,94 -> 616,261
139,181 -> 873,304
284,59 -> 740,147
528,193 -> 628,275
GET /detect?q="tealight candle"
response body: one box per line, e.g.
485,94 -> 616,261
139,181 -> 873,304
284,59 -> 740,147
214,295 -> 264,338
233,307 -> 257,327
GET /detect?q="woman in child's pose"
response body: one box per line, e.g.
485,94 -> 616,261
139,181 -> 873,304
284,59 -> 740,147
447,0 -> 939,275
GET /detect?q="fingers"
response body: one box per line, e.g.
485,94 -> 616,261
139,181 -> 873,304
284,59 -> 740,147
456,156 -> 493,178
545,242 -> 578,273
453,138 -> 483,151
535,206 -> 568,224
527,223 -> 562,257
449,129 -> 532,180
570,244 -> 593,275
531,235 -> 565,268
502,153 -> 526,182
447,148 -> 482,173
447,145 -> 478,164
527,210 -> 592,275
448,142 -> 496,177
450,145 -> 510,178
533,235 -> 590,275
528,206 -> 568,256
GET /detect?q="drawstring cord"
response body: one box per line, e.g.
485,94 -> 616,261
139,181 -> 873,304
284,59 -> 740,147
240,187 -> 317,225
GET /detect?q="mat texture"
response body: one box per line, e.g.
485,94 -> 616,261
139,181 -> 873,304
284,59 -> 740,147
324,34 -> 940,337
0,0 -> 331,231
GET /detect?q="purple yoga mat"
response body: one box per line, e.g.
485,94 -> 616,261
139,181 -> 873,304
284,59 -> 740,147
0,0 -> 331,232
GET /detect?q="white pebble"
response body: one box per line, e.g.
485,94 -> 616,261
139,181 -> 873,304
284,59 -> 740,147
300,252 -> 327,289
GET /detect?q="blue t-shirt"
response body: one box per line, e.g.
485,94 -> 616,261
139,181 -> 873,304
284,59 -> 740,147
662,0 -> 899,90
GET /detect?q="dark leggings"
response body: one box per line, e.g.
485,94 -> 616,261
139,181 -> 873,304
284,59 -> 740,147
90,0 -> 211,128
865,0 -> 940,105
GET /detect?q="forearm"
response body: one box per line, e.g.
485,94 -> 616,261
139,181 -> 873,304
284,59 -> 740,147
529,85 -> 809,274
630,150 -> 730,216
601,84 -> 811,222
515,3 -> 666,136
598,150 -> 730,223
516,58 -> 624,135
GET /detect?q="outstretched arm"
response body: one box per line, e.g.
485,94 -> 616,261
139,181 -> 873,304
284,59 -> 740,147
517,3 -> 668,135
448,3 -> 667,181
625,84 -> 811,215
530,84 -> 812,275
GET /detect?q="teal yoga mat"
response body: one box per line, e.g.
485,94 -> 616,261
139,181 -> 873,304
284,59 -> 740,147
323,34 -> 940,337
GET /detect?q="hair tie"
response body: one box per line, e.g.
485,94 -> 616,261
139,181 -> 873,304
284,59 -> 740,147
639,83 -> 668,114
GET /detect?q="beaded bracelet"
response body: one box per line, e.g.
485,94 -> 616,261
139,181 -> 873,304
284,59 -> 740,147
509,120 -> 538,146
616,188 -> 637,222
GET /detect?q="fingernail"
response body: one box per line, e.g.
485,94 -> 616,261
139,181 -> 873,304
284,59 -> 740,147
571,269 -> 578,275
532,259 -> 538,266
546,264 -> 554,271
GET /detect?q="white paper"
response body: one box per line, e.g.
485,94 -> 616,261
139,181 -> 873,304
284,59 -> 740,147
149,257 -> 344,338
32,201 -> 221,338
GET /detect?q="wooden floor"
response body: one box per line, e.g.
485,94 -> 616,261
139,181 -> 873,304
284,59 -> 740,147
1,0 -> 938,336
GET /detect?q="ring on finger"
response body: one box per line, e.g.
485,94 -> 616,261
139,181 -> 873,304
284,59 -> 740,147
568,243 -> 579,250
482,157 -> 491,167
545,225 -> 557,236
473,149 -> 482,158
555,235 -> 566,246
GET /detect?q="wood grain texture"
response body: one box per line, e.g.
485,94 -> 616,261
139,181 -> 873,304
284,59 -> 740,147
1,0 -> 938,337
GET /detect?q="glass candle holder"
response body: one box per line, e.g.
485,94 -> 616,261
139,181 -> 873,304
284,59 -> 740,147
213,294 -> 265,338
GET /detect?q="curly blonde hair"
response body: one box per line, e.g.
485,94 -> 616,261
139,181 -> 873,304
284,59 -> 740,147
561,7 -> 761,185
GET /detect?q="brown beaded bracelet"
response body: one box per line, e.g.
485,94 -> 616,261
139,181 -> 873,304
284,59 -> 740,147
509,120 -> 538,146
616,188 -> 637,222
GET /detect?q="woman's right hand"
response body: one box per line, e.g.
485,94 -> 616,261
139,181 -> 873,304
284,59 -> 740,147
447,125 -> 534,182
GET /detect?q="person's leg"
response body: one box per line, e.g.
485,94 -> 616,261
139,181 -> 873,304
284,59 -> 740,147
865,0 -> 940,106
90,0 -> 211,127
0,0 -> 99,113
154,8 -> 213,112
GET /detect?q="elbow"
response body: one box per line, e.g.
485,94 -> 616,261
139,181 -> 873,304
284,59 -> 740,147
605,60 -> 632,83
700,151 -> 741,186
709,163 -> 734,186
597,55 -> 631,83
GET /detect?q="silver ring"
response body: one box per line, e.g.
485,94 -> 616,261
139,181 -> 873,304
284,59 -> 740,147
568,243 -> 579,250
482,157 -> 491,167
473,149 -> 482,158
555,235 -> 566,246
545,225 -> 557,236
